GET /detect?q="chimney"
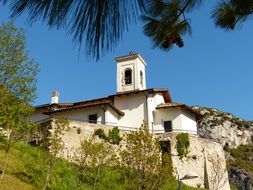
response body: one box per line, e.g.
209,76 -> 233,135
51,91 -> 59,104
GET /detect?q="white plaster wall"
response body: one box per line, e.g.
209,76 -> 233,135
28,111 -> 50,123
114,94 -> 147,129
153,108 -> 197,134
105,107 -> 119,126
153,108 -> 182,133
52,106 -> 104,124
147,96 -> 154,131
117,63 -> 135,92
152,94 -> 165,107
180,111 -> 197,134
135,60 -> 146,90
146,93 -> 165,131
116,56 -> 146,93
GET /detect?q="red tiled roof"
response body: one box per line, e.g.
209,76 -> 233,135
112,88 -> 172,102
156,102 -> 202,119
36,88 -> 172,116
44,99 -> 124,116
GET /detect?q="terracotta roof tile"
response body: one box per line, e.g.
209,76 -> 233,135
156,102 -> 202,119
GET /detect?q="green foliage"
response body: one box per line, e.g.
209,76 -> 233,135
0,22 -> 39,102
227,144 -> 253,173
192,155 -> 197,160
43,118 -> 69,190
75,138 -> 113,169
108,127 -> 122,145
0,140 -> 202,190
176,133 -> 190,159
142,0 -> 195,51
74,138 -> 118,189
93,128 -> 107,140
212,0 -> 253,30
94,127 -> 122,145
76,128 -> 81,134
2,1 -> 252,60
0,141 -> 80,190
0,21 -> 39,179
48,118 -> 69,157
120,122 -> 167,190
230,184 -> 238,190
0,22 -> 39,139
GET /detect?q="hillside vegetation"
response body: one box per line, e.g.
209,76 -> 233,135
226,144 -> 253,190
0,141 -> 203,190
193,106 -> 253,190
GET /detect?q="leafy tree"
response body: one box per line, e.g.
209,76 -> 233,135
120,122 -> 171,190
1,0 -> 250,60
74,138 -> 118,189
43,117 -> 69,190
142,0 -> 198,51
0,22 -> 39,179
0,0 -> 147,60
108,127 -> 122,145
212,0 -> 253,30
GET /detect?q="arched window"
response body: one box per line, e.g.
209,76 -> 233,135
140,71 -> 143,85
124,69 -> 132,84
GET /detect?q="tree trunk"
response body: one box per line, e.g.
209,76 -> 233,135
0,136 -> 11,180
43,161 -> 52,190
0,149 -> 8,179
93,166 -> 101,190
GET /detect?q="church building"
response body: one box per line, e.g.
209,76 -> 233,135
31,53 -> 199,134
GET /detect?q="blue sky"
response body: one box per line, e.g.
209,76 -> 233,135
0,2 -> 252,120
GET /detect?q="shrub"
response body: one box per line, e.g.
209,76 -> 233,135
176,133 -> 190,159
77,128 -> 81,134
192,155 -> 197,160
93,128 -> 107,140
108,127 -> 121,145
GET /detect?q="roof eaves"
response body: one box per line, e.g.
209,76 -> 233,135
108,103 -> 125,116
156,103 -> 202,118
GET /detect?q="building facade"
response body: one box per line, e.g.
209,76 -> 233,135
30,53 -> 199,134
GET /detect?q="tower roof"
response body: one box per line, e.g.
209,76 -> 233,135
115,53 -> 147,65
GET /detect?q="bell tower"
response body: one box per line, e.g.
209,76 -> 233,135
115,52 -> 147,93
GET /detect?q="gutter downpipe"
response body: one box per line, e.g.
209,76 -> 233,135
101,105 -> 106,125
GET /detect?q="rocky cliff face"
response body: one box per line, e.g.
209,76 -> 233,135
192,106 -> 253,148
193,106 -> 253,190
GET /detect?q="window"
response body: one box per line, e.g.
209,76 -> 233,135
89,114 -> 97,124
124,69 -> 132,84
164,121 -> 172,132
140,71 -> 143,85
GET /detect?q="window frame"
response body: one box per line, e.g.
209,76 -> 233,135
88,114 -> 98,124
164,120 -> 172,132
124,68 -> 132,85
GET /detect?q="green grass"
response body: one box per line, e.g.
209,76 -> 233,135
0,141 -> 79,190
0,141 -> 204,190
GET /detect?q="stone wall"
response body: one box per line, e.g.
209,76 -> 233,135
58,120 -> 117,159
161,133 -> 231,190
54,120 -> 230,190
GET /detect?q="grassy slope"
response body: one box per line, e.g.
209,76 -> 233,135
0,142 -> 203,190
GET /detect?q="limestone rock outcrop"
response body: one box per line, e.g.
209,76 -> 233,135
193,106 -> 253,148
